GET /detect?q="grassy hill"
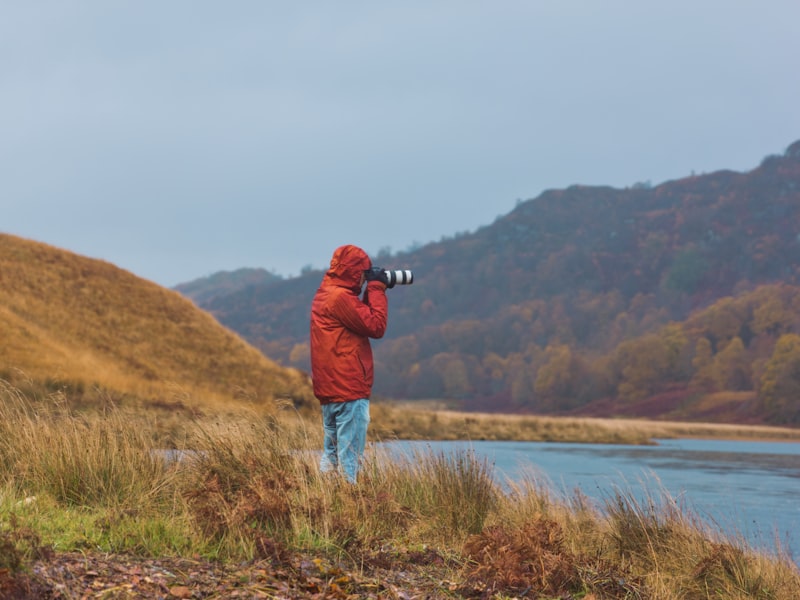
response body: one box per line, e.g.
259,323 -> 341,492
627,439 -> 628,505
0,233 -> 314,413
180,139 -> 800,424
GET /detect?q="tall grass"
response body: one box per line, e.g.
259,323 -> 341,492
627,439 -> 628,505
2,383 -> 799,598
602,484 -> 800,599
0,381 -> 175,508
371,446 -> 497,538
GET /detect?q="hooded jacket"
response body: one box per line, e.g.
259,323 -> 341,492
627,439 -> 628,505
310,245 -> 388,404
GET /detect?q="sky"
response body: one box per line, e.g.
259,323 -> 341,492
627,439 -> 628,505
2,2 -> 799,288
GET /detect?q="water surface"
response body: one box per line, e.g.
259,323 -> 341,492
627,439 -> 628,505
379,438 -> 800,560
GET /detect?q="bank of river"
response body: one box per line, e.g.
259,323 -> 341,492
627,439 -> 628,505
379,438 -> 800,562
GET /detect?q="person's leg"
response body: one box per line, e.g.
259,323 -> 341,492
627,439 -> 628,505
336,399 -> 370,483
319,404 -> 339,473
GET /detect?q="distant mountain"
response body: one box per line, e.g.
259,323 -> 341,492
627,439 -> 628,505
174,267 -> 283,305
185,140 -> 800,424
0,234 -> 315,413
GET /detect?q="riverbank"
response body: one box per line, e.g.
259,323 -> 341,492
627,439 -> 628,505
3,388 -> 800,598
371,401 -> 800,444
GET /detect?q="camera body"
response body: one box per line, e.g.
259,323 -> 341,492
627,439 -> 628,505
365,266 -> 414,287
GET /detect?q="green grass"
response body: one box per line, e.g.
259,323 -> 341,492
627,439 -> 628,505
1,384 -> 799,599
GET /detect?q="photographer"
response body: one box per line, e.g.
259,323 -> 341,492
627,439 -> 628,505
309,244 -> 391,483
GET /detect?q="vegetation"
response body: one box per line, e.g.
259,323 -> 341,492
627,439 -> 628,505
0,233 -> 315,414
4,145 -> 800,593
173,267 -> 283,305
196,140 -> 800,424
4,130 -> 800,595
1,384 -> 799,598
370,401 -> 800,444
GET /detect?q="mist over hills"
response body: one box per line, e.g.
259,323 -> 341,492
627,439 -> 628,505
174,267 -> 284,305
184,140 -> 800,425
0,234 -> 314,413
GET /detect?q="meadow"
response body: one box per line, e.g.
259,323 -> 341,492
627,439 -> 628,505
1,382 -> 799,598
371,400 -> 800,445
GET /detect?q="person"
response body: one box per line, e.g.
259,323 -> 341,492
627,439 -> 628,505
309,244 -> 391,483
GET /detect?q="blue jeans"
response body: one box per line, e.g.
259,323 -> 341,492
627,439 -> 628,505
320,399 -> 370,483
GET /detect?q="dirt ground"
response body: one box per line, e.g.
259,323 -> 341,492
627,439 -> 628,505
3,548 -> 466,599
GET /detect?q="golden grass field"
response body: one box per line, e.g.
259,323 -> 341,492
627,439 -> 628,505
371,401 -> 800,445
0,233 -> 316,414
2,382 -> 799,598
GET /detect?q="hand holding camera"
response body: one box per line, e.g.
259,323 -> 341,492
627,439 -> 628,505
365,266 -> 414,289
365,266 -> 392,288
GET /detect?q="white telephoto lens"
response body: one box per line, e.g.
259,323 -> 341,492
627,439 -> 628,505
385,269 -> 413,285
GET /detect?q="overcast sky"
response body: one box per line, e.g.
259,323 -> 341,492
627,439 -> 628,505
2,2 -> 799,287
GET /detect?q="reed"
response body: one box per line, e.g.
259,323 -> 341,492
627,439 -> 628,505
601,483 -> 800,599
2,384 -> 798,598
0,381 -> 177,509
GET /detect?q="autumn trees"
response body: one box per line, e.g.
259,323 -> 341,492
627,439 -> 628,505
371,284 -> 800,423
195,140 -> 800,423
760,333 -> 800,423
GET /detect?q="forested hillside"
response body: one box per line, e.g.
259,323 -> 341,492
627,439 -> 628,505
189,140 -> 800,424
175,267 -> 283,305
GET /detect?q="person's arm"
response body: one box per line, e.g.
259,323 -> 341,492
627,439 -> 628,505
333,282 -> 388,338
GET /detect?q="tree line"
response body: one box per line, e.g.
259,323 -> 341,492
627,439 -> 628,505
197,140 -> 800,424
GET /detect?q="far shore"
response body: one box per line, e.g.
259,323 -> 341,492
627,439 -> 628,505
368,401 -> 800,445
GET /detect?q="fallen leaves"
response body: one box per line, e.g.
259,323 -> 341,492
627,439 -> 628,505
168,585 -> 192,598
19,548 -> 462,599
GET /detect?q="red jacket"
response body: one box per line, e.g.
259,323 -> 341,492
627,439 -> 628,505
310,245 -> 388,404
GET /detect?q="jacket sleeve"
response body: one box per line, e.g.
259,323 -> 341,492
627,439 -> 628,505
332,281 -> 388,339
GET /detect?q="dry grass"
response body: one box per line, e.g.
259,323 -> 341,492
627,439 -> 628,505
371,402 -> 800,444
0,381 -> 177,508
2,384 -> 799,599
0,233 -> 315,414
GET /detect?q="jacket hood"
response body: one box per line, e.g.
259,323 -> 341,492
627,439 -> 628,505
324,245 -> 371,290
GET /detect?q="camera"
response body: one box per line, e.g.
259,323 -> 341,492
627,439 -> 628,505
365,266 -> 414,286
383,269 -> 414,286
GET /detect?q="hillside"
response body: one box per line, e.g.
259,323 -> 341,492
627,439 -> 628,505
182,140 -> 800,424
0,233 -> 315,413
174,267 -> 283,305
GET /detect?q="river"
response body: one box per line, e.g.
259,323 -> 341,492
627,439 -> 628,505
379,438 -> 800,561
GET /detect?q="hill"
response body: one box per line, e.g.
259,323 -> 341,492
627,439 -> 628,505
0,233 -> 314,413
181,140 -> 800,424
174,267 -> 283,305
